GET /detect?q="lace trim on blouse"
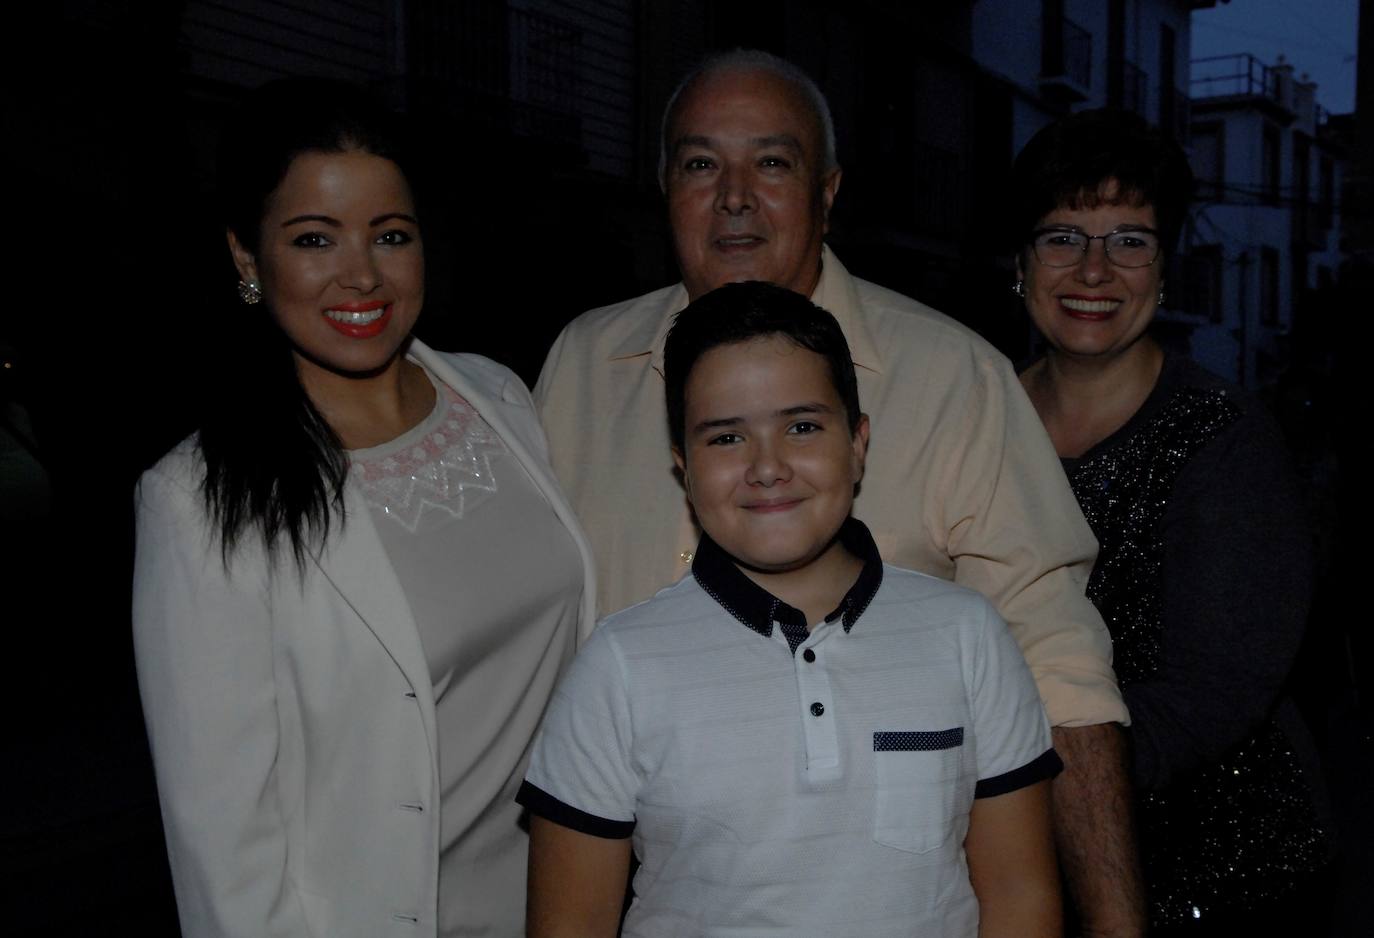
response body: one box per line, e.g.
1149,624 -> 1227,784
349,380 -> 507,532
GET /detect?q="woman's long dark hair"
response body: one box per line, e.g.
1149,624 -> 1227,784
199,78 -> 414,571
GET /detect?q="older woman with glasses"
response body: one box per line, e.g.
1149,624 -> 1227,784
1012,109 -> 1330,934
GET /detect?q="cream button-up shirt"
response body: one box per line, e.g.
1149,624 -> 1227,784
534,247 -> 1125,727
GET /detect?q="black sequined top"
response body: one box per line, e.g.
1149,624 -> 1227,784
1058,352 -> 1328,926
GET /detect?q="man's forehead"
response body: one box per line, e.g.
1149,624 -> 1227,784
669,68 -> 822,149
672,132 -> 805,153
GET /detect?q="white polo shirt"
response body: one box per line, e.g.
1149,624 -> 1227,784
519,520 -> 1059,938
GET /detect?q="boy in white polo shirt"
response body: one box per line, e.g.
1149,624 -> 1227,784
518,281 -> 1062,937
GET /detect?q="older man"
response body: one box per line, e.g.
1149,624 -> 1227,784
535,51 -> 1143,935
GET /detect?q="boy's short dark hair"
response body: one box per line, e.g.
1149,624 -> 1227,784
664,281 -> 862,451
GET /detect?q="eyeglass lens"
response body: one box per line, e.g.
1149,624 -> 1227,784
1032,229 -> 1160,268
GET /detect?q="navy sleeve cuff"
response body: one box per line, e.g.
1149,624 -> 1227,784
516,781 -> 635,839
974,748 -> 1063,798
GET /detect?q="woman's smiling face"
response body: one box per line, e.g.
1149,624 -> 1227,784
229,148 -> 424,384
1019,181 -> 1163,364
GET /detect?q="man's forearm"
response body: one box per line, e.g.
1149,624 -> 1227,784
1050,723 -> 1145,938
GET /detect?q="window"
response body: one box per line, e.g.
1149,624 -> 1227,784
1191,122 -> 1225,200
1319,155 -> 1334,229
1159,24 -> 1177,135
1042,0 -> 1091,88
1107,0 -> 1125,107
1262,124 -> 1281,204
1260,246 -> 1280,326
1184,245 -> 1225,322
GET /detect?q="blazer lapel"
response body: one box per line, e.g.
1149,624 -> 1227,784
312,487 -> 436,707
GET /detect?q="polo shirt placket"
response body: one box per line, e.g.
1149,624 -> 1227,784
794,627 -> 840,778
691,520 -> 886,780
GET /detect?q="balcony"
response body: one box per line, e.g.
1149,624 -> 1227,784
1189,53 -> 1296,125
1040,14 -> 1091,102
1191,53 -> 1280,100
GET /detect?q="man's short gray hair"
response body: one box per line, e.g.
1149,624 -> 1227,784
657,49 -> 838,190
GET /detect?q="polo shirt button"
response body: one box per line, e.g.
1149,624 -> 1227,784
810,701 -> 825,717
802,649 -> 816,663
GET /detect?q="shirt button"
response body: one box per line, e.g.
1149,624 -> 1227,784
810,701 -> 825,717
803,649 -> 816,663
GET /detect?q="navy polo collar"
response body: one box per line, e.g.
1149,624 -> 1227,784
691,517 -> 884,654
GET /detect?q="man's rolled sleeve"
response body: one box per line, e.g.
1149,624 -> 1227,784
946,354 -> 1127,728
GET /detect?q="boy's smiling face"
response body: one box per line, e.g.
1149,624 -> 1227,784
674,335 -> 868,579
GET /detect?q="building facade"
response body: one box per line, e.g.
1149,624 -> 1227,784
1184,52 -> 1347,386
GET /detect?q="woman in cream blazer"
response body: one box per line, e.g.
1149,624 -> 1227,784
133,80 -> 594,938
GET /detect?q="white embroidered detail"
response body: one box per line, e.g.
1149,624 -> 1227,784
351,386 -> 506,532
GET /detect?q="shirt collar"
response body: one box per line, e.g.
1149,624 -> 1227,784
690,517 -> 884,655
639,246 -> 886,377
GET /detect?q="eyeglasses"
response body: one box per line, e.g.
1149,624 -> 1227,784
1028,226 -> 1162,269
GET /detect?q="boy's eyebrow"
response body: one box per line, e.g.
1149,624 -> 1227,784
690,415 -> 743,435
689,402 -> 836,435
778,402 -> 834,417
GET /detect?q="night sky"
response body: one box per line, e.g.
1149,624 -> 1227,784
1192,0 -> 1359,113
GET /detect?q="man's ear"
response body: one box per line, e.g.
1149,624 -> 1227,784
819,166 -> 842,234
226,229 -> 260,285
851,413 -> 870,483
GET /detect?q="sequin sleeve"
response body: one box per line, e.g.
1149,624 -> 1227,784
1126,397 -> 1311,789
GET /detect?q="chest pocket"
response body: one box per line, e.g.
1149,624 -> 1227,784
872,728 -> 965,854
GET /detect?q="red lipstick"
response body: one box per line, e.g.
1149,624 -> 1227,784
322,301 -> 391,339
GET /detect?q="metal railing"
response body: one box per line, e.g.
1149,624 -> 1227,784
1189,53 -> 1280,101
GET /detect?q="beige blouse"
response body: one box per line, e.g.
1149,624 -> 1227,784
351,372 -> 582,936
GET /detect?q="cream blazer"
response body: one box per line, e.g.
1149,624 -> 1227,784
132,343 -> 596,938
